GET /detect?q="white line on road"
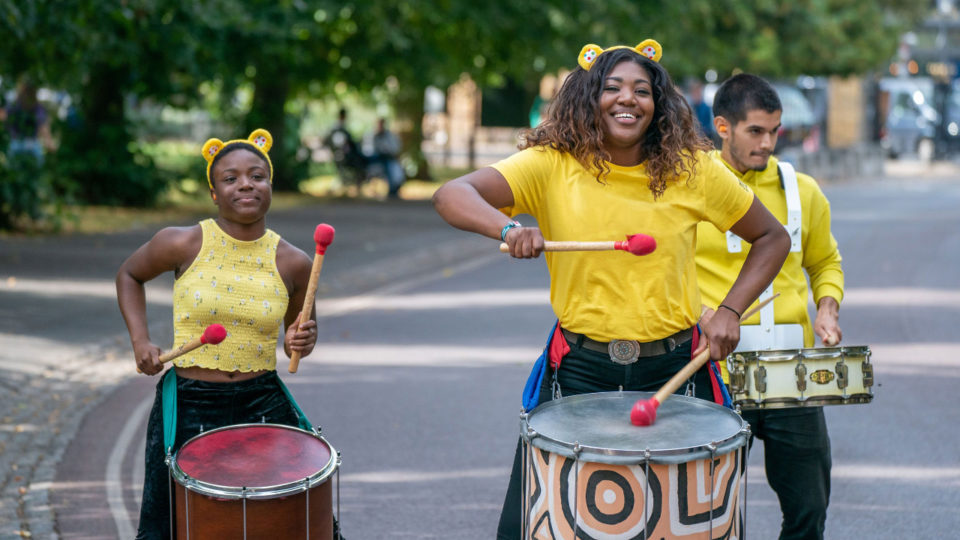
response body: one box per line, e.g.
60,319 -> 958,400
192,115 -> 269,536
107,396 -> 152,538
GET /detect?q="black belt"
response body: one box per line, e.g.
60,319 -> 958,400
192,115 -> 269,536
561,327 -> 695,364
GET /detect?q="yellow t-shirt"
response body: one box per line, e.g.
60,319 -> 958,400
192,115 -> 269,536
492,146 -> 754,342
172,219 -> 289,372
696,153 -> 844,347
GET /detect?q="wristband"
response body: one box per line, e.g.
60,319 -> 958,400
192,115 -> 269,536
500,221 -> 521,241
718,304 -> 742,319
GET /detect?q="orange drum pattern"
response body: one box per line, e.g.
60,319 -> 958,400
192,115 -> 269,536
520,392 -> 748,540
525,446 -> 743,539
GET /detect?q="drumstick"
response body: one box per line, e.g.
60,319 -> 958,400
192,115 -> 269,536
630,294 -> 778,426
288,223 -> 335,373
498,233 -> 656,256
137,324 -> 227,373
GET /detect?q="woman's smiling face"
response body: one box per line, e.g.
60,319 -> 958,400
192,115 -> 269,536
210,148 -> 272,223
598,60 -> 655,165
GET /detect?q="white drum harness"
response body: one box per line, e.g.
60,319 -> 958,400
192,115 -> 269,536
726,161 -> 805,351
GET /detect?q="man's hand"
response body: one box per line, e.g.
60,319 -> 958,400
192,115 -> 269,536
814,296 -> 842,346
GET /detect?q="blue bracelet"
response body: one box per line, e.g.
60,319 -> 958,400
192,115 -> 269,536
501,221 -> 521,241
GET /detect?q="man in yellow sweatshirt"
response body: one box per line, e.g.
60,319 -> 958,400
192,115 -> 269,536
696,73 -> 844,540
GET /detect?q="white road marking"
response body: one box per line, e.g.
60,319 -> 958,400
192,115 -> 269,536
108,397 -> 152,538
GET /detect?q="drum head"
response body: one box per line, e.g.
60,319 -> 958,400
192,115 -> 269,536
523,392 -> 748,465
174,424 -> 335,496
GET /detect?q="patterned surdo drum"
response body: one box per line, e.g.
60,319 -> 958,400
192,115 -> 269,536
521,392 -> 749,539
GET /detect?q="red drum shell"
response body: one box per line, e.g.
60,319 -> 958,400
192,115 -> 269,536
170,424 -> 338,539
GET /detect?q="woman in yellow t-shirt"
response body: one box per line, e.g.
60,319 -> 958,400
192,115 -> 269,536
116,130 -> 332,539
432,41 -> 790,539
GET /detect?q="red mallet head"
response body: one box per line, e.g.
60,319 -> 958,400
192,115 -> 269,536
201,323 -> 228,345
614,234 -> 656,256
630,397 -> 660,426
314,223 -> 336,255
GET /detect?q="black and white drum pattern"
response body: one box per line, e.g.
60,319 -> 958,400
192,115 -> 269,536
521,392 -> 748,540
526,447 -> 743,539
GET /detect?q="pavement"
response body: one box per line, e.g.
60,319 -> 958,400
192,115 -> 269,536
0,195 -> 491,539
1,156 -> 957,539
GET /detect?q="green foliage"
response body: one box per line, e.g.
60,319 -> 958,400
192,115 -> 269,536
0,0 -> 931,223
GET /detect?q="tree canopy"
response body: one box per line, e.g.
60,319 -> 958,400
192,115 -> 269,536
0,0 -> 928,224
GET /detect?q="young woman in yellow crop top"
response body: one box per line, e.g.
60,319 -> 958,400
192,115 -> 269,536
115,130 -> 335,539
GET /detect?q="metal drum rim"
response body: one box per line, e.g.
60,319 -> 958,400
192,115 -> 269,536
169,423 -> 339,500
733,345 -> 871,361
521,391 -> 749,465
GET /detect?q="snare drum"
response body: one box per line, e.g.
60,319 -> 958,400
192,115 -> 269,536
521,392 -> 749,539
728,346 -> 873,409
169,423 -> 340,539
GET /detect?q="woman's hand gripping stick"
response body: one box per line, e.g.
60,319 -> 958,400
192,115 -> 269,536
288,223 -> 335,373
629,294 -> 779,426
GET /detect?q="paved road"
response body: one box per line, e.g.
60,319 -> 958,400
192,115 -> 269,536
3,171 -> 960,538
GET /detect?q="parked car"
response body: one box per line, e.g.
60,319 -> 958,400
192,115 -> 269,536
877,77 -> 938,160
772,83 -> 819,153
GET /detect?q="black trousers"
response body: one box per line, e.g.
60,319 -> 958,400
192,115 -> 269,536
742,407 -> 831,540
495,334 -> 717,540
135,371 -> 303,540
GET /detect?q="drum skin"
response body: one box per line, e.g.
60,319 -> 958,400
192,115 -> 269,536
171,424 -> 336,539
522,392 -> 748,540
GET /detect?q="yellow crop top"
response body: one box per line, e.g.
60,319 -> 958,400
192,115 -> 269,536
172,219 -> 289,371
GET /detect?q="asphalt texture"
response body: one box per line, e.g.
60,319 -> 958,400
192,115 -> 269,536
3,161 -> 960,538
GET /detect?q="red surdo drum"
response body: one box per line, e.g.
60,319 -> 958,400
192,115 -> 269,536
169,423 -> 340,539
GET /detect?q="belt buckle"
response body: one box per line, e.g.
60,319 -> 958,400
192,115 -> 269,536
608,340 -> 640,364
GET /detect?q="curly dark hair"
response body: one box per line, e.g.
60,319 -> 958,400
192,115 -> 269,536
520,48 -> 712,198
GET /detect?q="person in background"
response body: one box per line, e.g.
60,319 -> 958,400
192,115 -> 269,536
4,76 -> 52,163
696,73 -> 844,540
325,107 -> 367,188
687,78 -> 718,146
368,117 -> 406,198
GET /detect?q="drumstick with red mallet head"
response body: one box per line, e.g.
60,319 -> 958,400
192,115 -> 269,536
630,293 -> 779,426
137,323 -> 227,373
499,233 -> 656,255
288,223 -> 335,374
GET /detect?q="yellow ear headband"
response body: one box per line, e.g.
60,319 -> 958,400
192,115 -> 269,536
201,128 -> 274,189
577,39 -> 663,71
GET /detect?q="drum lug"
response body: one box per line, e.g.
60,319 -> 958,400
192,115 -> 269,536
753,365 -> 767,394
862,362 -> 874,387
729,362 -> 746,393
795,362 -> 807,392
835,361 -> 849,389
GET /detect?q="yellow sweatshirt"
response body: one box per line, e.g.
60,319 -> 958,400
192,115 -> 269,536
695,153 -> 843,348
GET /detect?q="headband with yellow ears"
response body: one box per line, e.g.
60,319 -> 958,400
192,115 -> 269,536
577,39 -> 663,71
201,129 -> 274,189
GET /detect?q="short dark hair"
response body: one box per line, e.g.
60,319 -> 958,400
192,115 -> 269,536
712,73 -> 781,125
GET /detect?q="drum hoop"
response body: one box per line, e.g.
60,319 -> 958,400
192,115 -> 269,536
521,392 -> 749,466
170,423 -> 339,500
734,345 -> 871,363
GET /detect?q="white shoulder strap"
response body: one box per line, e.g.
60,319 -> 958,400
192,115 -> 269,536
725,161 -> 802,253
778,161 -> 802,252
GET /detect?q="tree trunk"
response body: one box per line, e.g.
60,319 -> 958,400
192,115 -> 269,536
394,82 -> 430,180
247,67 -> 295,191
65,63 -> 160,205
